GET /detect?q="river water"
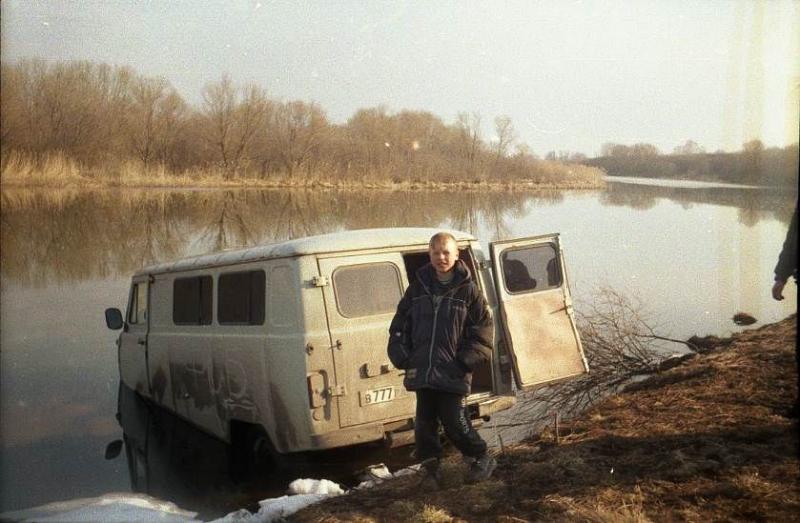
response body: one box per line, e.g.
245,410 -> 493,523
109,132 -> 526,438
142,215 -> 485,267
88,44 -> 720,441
0,179 -> 796,515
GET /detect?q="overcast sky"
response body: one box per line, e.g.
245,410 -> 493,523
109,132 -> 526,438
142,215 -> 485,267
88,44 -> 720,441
2,0 -> 798,156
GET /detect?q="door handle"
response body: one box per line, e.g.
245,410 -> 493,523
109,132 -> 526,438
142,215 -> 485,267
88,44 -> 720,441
137,338 -> 146,346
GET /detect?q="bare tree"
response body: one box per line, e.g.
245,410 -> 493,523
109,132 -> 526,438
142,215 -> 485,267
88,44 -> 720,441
672,140 -> 705,155
154,91 -> 189,169
0,63 -> 23,153
345,106 -> 391,170
272,100 -> 328,178
202,75 -> 269,177
127,77 -> 169,167
492,115 -> 516,172
456,112 -> 482,178
202,75 -> 236,171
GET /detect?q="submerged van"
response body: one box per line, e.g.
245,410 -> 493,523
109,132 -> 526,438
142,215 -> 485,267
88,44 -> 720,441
105,228 -> 587,456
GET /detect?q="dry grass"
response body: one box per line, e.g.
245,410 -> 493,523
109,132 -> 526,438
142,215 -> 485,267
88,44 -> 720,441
294,316 -> 798,522
1,151 -> 606,191
0,150 -> 87,187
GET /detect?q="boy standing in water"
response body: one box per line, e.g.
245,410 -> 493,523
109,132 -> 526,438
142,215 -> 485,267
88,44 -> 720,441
387,232 -> 496,487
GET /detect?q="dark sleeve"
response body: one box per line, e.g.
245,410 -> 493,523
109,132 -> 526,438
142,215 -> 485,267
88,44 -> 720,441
455,285 -> 493,372
774,204 -> 798,281
387,286 -> 413,369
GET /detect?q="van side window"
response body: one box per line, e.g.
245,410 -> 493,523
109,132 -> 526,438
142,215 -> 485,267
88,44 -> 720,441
218,270 -> 266,325
128,283 -> 148,324
332,262 -> 403,318
173,276 -> 213,325
501,244 -> 562,294
269,265 -> 295,328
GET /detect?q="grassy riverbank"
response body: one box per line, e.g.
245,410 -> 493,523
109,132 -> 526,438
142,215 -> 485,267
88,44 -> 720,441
0,152 -> 606,191
295,315 -> 798,522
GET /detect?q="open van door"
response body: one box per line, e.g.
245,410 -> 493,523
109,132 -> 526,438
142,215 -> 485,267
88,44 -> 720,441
490,234 -> 587,390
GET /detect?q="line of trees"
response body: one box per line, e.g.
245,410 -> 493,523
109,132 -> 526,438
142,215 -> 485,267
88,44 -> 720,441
0,59 -> 601,185
588,139 -> 798,187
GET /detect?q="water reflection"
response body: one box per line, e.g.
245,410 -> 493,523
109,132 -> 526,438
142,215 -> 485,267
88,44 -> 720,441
113,382 -> 417,520
603,181 -> 795,225
2,185 -> 791,287
1,188 -> 567,285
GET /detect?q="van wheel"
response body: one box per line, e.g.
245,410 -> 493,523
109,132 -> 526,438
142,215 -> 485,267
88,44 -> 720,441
230,423 -> 286,477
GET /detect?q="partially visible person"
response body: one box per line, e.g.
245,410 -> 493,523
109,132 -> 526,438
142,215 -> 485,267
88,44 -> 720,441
771,201 -> 798,419
772,203 -> 798,301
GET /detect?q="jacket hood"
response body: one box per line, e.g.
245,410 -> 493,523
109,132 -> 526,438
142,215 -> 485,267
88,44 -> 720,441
416,259 -> 471,292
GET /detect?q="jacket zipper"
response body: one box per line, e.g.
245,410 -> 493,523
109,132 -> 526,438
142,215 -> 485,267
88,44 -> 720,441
426,294 -> 442,385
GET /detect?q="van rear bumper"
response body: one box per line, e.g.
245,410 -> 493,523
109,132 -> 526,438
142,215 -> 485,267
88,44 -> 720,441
474,395 -> 516,418
309,422 -> 386,450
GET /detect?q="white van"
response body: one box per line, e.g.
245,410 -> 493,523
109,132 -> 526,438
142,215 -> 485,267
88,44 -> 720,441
105,228 -> 586,457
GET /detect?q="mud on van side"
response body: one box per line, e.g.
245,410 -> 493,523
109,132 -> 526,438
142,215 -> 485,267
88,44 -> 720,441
105,228 -> 586,455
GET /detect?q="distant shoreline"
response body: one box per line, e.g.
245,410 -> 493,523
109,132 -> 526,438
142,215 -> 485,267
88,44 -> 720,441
605,175 -> 787,191
0,149 -> 607,191
0,174 -> 606,192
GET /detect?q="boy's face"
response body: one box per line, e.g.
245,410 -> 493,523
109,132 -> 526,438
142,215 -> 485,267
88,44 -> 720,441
429,238 -> 459,276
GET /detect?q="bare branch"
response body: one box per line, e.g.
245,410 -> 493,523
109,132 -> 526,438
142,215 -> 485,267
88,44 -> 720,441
507,286 -> 691,429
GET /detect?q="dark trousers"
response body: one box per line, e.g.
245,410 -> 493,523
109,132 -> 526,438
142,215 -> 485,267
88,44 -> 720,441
414,388 -> 487,461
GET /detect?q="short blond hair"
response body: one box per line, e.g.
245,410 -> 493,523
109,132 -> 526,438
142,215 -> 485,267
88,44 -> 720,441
429,231 -> 457,248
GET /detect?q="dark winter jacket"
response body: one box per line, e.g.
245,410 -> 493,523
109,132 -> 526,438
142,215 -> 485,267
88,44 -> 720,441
387,260 -> 493,395
774,203 -> 798,282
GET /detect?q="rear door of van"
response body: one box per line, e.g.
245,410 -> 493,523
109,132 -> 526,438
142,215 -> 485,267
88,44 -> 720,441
489,234 -> 587,389
317,253 -> 416,428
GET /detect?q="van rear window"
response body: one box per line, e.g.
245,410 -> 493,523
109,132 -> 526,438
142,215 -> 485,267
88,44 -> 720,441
332,263 -> 403,318
501,243 -> 562,294
218,270 -> 266,325
173,276 -> 213,325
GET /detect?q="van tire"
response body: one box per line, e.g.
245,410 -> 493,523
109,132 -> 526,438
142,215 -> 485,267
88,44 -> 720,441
230,422 -> 287,476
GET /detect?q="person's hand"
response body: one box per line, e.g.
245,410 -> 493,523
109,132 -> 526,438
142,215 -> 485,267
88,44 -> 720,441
772,279 -> 787,301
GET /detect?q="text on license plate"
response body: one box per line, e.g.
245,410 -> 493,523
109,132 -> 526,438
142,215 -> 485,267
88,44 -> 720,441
361,386 -> 395,406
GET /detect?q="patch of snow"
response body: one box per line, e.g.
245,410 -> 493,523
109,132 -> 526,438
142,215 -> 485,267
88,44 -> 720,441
354,462 -> 418,489
212,493 -> 334,522
1,493 -> 197,522
287,478 -> 345,496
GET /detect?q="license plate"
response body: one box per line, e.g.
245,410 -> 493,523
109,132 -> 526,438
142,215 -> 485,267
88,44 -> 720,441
361,386 -> 395,406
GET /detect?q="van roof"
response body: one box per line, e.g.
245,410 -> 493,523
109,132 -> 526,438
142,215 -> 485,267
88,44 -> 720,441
137,227 -> 476,276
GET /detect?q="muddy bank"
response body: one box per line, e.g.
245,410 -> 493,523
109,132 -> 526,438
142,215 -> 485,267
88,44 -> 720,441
294,315 -> 798,522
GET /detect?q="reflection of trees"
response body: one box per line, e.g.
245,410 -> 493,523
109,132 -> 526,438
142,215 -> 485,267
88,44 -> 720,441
600,183 -> 658,210
601,182 -> 795,225
1,188 -> 536,285
447,190 -> 563,240
5,185 -> 792,286
194,191 -> 259,252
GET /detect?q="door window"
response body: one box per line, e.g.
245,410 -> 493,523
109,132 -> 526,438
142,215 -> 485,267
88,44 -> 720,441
332,262 -> 403,318
501,243 -> 562,294
128,283 -> 148,324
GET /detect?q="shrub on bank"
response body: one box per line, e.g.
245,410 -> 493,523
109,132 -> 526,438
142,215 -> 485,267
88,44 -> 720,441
1,150 -> 606,189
